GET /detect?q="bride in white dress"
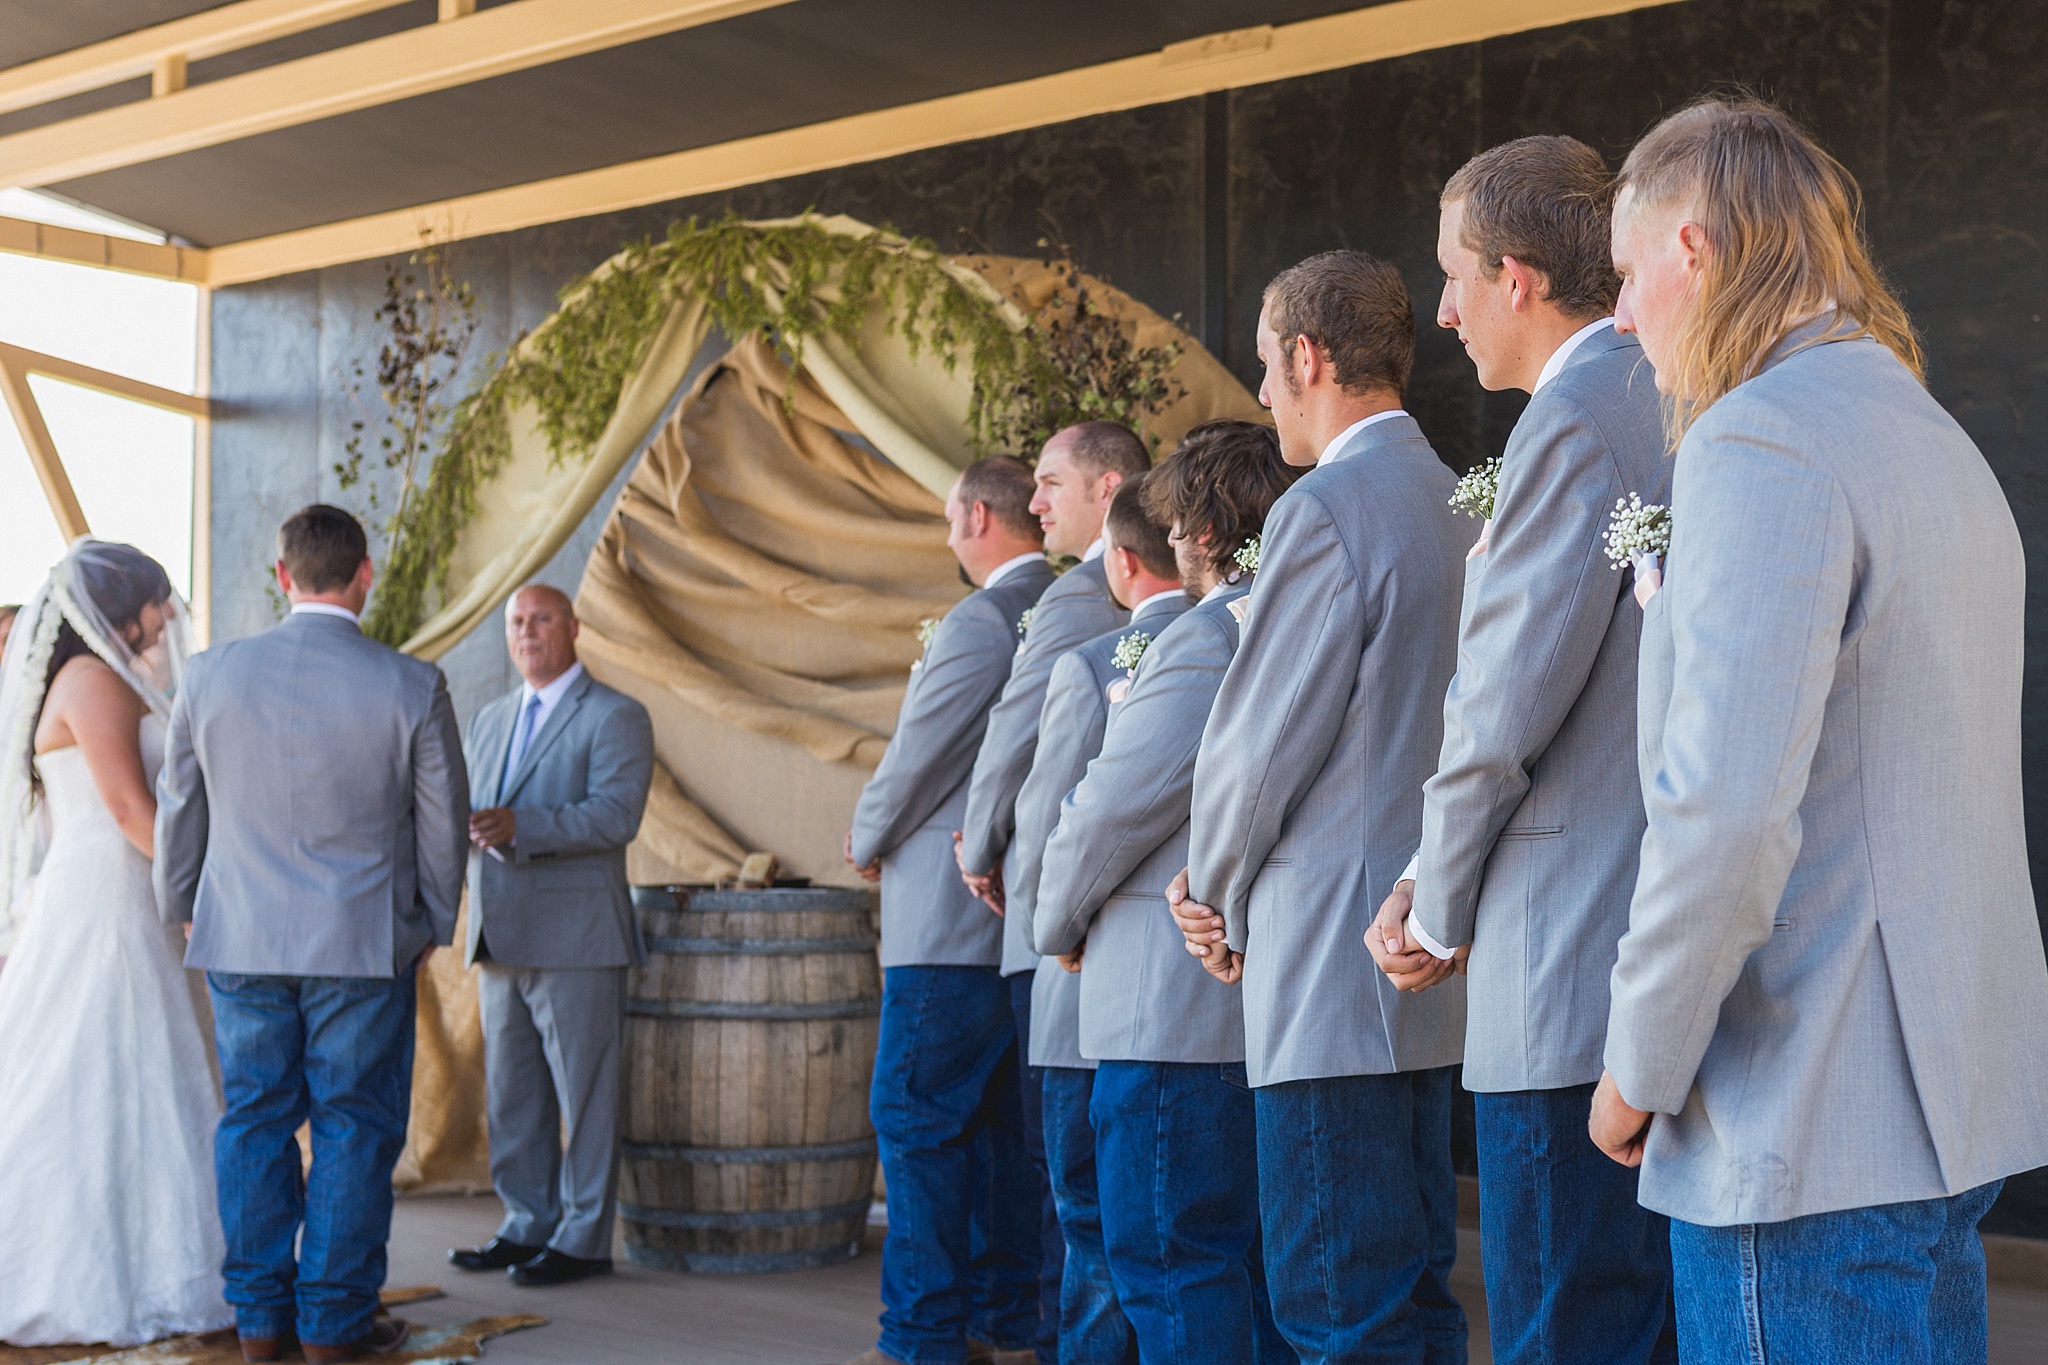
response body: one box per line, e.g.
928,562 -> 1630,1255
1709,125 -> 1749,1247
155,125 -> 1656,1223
0,539 -> 232,1346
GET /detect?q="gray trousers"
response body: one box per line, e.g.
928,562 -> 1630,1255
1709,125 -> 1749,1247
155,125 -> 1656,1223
477,962 -> 626,1260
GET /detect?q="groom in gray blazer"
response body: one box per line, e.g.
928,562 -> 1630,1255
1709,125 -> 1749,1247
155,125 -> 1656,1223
446,584 -> 653,1287
156,505 -> 468,1364
1369,139 -> 1676,1364
1171,255 -> 1468,1362
955,421 -> 1146,1356
1593,101 -> 2048,1363
842,456 -> 1052,1365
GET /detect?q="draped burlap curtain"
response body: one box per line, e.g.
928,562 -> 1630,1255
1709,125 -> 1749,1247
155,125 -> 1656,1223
391,221 -> 1263,1191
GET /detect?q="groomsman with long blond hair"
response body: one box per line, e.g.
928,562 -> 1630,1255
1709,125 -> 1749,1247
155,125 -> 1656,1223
1590,97 -> 2048,1362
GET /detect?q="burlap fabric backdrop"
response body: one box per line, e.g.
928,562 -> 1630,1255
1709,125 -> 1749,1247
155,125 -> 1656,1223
392,228 -> 1263,1192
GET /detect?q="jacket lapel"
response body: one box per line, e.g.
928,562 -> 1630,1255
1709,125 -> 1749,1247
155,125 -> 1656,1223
500,671 -> 591,805
476,695 -> 517,808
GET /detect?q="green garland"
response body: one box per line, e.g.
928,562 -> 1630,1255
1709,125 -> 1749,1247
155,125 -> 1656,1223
365,214 -> 1177,646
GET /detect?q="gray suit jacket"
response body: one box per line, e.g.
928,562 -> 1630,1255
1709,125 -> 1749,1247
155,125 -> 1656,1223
1610,326 -> 2048,1225
1413,328 -> 1667,1092
1188,415 -> 1467,1087
852,559 -> 1055,968
463,668 -> 655,970
1012,592 -> 1191,1067
959,555 -> 1128,976
1038,583 -> 1250,1064
155,610 -> 470,977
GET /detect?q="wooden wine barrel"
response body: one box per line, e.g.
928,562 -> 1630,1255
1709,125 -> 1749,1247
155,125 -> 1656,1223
619,885 -> 880,1273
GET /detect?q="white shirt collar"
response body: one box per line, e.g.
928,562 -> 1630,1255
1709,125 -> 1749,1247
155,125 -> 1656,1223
983,551 -> 1047,591
1130,587 -> 1186,619
520,660 -> 584,712
1533,317 -> 1615,395
1199,578 -> 1243,604
290,602 -> 360,625
1317,408 -> 1410,467
1081,537 -> 1105,563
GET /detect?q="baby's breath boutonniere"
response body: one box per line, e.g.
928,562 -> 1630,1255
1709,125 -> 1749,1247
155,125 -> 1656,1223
1605,494 -> 1672,608
1016,606 -> 1034,639
1232,535 -> 1261,576
911,617 -> 939,671
1111,630 -> 1152,673
1604,495 -> 1671,568
1448,456 -> 1501,520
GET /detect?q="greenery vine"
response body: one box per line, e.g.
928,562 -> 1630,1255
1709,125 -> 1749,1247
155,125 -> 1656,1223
361,214 -> 1183,646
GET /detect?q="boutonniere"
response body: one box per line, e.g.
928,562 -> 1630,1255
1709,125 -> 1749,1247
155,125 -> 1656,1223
1232,536 -> 1261,575
911,617 -> 939,671
1013,606 -> 1035,653
1605,494 -> 1672,608
1111,629 -> 1152,673
1449,456 -> 1501,556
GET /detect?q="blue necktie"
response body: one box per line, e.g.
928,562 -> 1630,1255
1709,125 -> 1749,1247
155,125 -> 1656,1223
500,693 -> 543,803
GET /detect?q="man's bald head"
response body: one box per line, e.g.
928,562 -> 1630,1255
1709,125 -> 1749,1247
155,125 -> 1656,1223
505,583 -> 580,688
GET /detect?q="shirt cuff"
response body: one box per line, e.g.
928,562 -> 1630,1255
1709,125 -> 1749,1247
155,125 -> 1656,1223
1399,852 -> 1457,961
1408,912 -> 1458,962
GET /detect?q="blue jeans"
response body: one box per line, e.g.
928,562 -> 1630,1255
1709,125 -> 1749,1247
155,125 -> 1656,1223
1669,1179 -> 2003,1364
1008,972 -> 1062,1364
872,966 -> 1039,1364
1043,1065 -> 1137,1364
1256,1067 -> 1467,1365
1475,1083 -> 1677,1364
208,972 -> 417,1348
1092,1060 -> 1288,1364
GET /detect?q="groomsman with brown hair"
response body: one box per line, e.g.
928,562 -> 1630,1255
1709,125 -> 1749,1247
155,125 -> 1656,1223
1170,253 -> 1469,1363
1367,136 -> 1675,1365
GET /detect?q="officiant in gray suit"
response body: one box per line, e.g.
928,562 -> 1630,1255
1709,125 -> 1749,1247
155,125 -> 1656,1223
156,505 -> 469,1365
1366,137 -> 1676,1365
1169,254 -> 1468,1363
446,584 -> 653,1289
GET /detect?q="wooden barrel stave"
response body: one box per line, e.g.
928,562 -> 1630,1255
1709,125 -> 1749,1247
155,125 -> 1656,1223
620,888 -> 880,1273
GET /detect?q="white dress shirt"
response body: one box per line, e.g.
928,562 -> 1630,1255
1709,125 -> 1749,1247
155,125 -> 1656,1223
291,602 -> 360,625
1402,321 -> 1621,962
1128,587 -> 1186,619
983,551 -> 1047,591
1317,408 -> 1410,468
1081,537 -> 1105,562
1533,317 -> 1615,395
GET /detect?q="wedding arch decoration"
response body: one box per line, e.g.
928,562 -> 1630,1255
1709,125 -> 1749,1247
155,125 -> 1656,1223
381,215 -> 1263,1192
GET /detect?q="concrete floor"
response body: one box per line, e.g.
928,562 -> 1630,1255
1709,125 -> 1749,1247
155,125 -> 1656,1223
387,1194 -> 2046,1364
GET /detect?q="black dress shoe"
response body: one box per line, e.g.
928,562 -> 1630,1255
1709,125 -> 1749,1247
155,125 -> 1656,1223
508,1247 -> 613,1286
449,1236 -> 543,1271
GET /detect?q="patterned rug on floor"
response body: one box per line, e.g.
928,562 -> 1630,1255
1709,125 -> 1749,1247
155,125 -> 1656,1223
0,1289 -> 546,1365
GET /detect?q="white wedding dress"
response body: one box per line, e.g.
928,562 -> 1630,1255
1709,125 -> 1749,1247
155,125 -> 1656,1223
0,717 -> 233,1345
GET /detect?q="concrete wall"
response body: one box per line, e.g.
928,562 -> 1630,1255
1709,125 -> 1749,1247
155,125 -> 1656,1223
208,0 -> 2048,1231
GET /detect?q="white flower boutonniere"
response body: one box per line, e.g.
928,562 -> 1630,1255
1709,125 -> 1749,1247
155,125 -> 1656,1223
911,617 -> 939,671
1111,630 -> 1152,673
1013,606 -> 1035,654
1232,536 -> 1261,575
1605,494 -> 1672,607
1449,456 -> 1501,521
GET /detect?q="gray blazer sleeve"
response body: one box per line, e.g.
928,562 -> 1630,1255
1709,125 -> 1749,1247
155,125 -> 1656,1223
958,588 -> 1113,876
514,698 -> 654,863
1190,491 -> 1366,948
153,675 -> 207,926
851,597 -> 1012,867
412,672 -> 472,947
1413,393 -> 1631,948
1605,405 -> 1852,1115
1037,618 -> 1226,956
1008,649 -> 1109,952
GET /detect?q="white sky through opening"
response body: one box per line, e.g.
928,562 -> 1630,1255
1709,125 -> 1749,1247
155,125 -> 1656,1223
0,190 -> 197,608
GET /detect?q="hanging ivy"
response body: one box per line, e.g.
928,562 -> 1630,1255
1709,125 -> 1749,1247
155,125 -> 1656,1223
362,214 -> 1182,646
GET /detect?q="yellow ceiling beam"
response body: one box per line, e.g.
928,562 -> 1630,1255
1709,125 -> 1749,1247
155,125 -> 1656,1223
0,214 -> 209,283
206,0 -> 1688,287
0,0 -> 802,191
0,0 -> 416,118
0,341 -> 213,420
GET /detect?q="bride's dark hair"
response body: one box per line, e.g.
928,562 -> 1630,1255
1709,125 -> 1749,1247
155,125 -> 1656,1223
28,545 -> 173,798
